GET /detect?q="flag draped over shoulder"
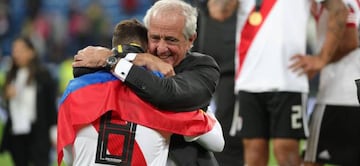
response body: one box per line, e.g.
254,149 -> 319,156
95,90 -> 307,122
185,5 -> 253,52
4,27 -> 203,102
57,71 -> 215,165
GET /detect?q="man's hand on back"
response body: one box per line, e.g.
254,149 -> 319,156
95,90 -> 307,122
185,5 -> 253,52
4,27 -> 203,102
72,46 -> 175,77
72,46 -> 112,68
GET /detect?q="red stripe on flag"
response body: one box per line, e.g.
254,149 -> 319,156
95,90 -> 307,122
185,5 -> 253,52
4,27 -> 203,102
235,0 -> 277,79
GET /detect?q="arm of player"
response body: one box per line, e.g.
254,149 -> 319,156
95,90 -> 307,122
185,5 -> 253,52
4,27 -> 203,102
183,112 -> 225,152
318,0 -> 348,63
331,1 -> 359,62
289,0 -> 348,79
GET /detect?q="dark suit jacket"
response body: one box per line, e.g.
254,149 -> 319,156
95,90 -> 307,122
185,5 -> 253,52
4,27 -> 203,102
124,52 -> 220,111
73,49 -> 220,112
124,51 -> 220,166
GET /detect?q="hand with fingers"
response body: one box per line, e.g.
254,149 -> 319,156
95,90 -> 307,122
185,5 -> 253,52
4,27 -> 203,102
133,53 -> 175,77
289,54 -> 327,79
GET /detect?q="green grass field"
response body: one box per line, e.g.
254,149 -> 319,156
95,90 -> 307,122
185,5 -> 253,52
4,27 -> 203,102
0,121 -> 14,166
0,151 -> 13,166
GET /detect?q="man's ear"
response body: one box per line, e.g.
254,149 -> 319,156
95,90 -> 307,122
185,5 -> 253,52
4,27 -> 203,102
189,33 -> 197,43
188,33 -> 197,49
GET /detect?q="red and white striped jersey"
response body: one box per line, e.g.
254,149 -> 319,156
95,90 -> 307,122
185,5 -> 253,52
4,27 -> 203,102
235,0 -> 318,93
63,114 -> 171,166
315,0 -> 360,105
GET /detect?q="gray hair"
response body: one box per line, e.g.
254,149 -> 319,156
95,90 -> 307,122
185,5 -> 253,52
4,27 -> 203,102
143,0 -> 198,40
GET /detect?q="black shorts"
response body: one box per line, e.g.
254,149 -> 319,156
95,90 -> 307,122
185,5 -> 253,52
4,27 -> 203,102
304,104 -> 360,165
237,91 -> 308,139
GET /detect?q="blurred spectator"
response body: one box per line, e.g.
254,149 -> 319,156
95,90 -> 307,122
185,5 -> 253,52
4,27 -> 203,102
68,1 -> 112,52
0,54 -> 10,124
122,0 -> 139,14
0,36 -> 58,166
57,58 -> 73,97
0,1 -> 10,56
0,3 -> 9,38
1,0 -> 153,60
27,0 -> 42,20
192,0 -> 244,165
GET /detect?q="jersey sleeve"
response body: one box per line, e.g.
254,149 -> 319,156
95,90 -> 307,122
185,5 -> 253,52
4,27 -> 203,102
183,112 -> 225,152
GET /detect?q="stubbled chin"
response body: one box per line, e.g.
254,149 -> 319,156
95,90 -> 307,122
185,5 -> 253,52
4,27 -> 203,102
163,58 -> 175,66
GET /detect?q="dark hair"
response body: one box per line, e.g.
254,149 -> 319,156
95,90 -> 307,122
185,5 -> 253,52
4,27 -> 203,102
73,19 -> 148,78
112,19 -> 148,50
5,36 -> 41,86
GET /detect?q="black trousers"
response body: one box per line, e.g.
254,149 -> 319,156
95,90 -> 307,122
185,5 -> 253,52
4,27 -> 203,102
213,75 -> 244,166
169,135 -> 219,166
9,133 -> 50,166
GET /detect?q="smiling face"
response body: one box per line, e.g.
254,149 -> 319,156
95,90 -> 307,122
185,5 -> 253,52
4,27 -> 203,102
147,10 -> 196,67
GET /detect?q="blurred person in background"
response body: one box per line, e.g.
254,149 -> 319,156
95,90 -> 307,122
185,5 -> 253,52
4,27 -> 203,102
192,0 -> 244,165
235,0 -> 347,165
301,0 -> 360,165
0,36 -> 58,166
0,2 -> 9,39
